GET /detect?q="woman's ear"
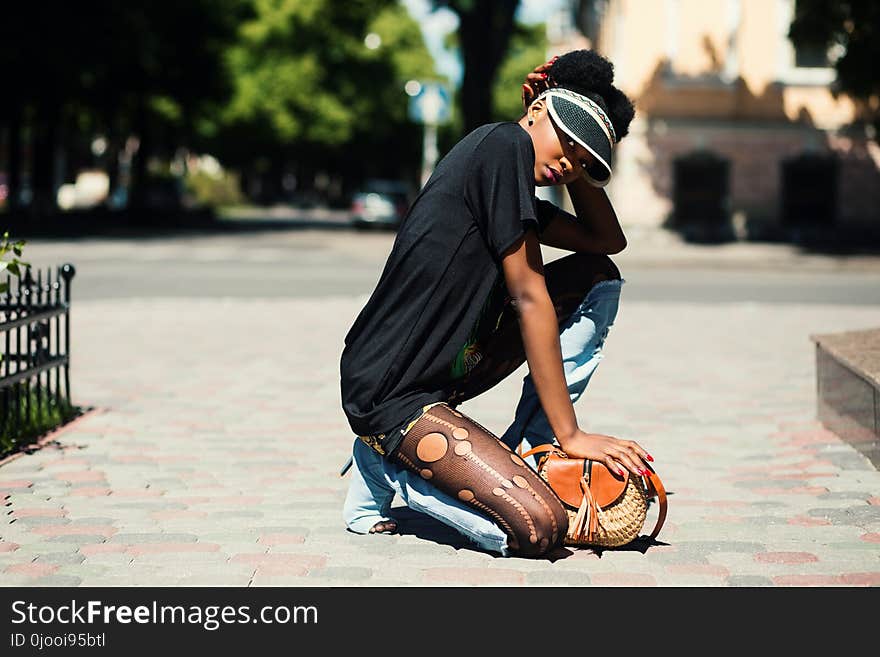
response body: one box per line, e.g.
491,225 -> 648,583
527,99 -> 546,126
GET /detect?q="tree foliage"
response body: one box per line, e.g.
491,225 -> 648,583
491,22 -> 548,123
789,0 -> 880,129
433,0 -> 521,134
212,1 -> 438,167
1,0 -> 442,210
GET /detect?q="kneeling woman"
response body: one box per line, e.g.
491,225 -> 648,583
339,50 -> 652,557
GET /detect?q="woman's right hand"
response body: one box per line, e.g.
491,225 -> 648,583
521,55 -> 559,110
556,429 -> 653,477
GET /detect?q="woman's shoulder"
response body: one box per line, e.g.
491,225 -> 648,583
473,121 -> 528,143
464,121 -> 532,159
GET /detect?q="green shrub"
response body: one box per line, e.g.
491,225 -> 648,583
0,384 -> 81,457
0,230 -> 29,295
185,169 -> 245,208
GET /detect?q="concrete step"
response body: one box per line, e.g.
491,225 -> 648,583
811,327 -> 880,468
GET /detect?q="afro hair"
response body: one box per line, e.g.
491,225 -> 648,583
548,49 -> 635,142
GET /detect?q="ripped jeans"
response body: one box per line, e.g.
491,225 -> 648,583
343,252 -> 624,556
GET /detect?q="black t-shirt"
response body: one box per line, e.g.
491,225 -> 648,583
339,121 -> 558,450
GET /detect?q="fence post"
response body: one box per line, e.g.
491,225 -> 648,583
60,264 -> 76,407
22,267 -> 34,429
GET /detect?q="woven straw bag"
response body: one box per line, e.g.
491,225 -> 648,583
520,443 -> 667,548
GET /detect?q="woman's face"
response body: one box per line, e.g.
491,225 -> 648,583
520,100 -> 597,187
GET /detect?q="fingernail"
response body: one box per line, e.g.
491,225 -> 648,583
540,73 -> 548,79
618,469 -> 624,476
646,454 -> 654,462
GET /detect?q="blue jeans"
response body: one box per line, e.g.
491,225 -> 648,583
342,277 -> 624,556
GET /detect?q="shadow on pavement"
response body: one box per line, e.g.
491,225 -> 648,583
389,506 -> 500,556
388,506 -> 670,561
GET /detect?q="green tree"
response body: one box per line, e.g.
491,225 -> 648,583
789,1 -> 880,133
0,1 -> 247,214
204,0 -> 441,198
434,0 -> 521,134
90,1 -> 247,207
491,22 -> 548,122
437,20 -> 545,156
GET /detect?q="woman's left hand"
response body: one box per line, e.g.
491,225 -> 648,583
522,55 -> 559,110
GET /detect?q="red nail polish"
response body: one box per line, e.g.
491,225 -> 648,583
647,454 -> 654,462
540,73 -> 548,79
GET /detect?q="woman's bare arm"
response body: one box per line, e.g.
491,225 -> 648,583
538,179 -> 626,254
501,229 -> 579,442
500,229 -> 651,476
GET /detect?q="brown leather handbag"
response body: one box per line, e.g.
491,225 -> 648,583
520,443 -> 668,548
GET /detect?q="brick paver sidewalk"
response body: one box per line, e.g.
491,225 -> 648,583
1,295 -> 878,586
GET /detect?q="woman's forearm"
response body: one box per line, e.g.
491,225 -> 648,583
514,292 -> 579,443
565,177 -> 626,252
538,180 -> 627,253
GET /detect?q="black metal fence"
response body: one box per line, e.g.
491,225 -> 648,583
0,263 -> 77,455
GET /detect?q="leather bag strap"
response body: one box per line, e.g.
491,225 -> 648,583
520,442 -> 667,541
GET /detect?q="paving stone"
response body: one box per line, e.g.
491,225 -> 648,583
3,294 -> 878,586
69,517 -> 118,525
282,502 -> 339,510
110,533 -> 199,543
129,552 -> 230,566
29,575 -> 83,586
34,552 -> 86,565
725,575 -> 774,586
7,540 -> 84,554
81,553 -> 133,566
0,575 -> 41,586
207,511 -> 264,518
7,516 -> 73,527
525,570 -> 592,585
739,516 -> 796,527
307,567 -> 373,581
249,573 -> 309,586
169,573 -> 254,586
807,506 -> 880,524
252,526 -> 312,535
824,453 -> 877,470
733,479 -> 803,490
749,501 -> 788,509
47,535 -> 107,544
590,572 -> 657,586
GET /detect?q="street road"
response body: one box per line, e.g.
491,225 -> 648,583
12,221 -> 880,305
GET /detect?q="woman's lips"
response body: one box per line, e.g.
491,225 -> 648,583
545,166 -> 560,183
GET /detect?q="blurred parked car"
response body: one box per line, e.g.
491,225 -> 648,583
350,179 -> 411,230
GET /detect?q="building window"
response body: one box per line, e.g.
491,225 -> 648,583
794,43 -> 830,69
792,1 -> 830,68
778,0 -> 835,85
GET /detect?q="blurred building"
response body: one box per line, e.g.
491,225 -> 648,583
545,0 -> 879,240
